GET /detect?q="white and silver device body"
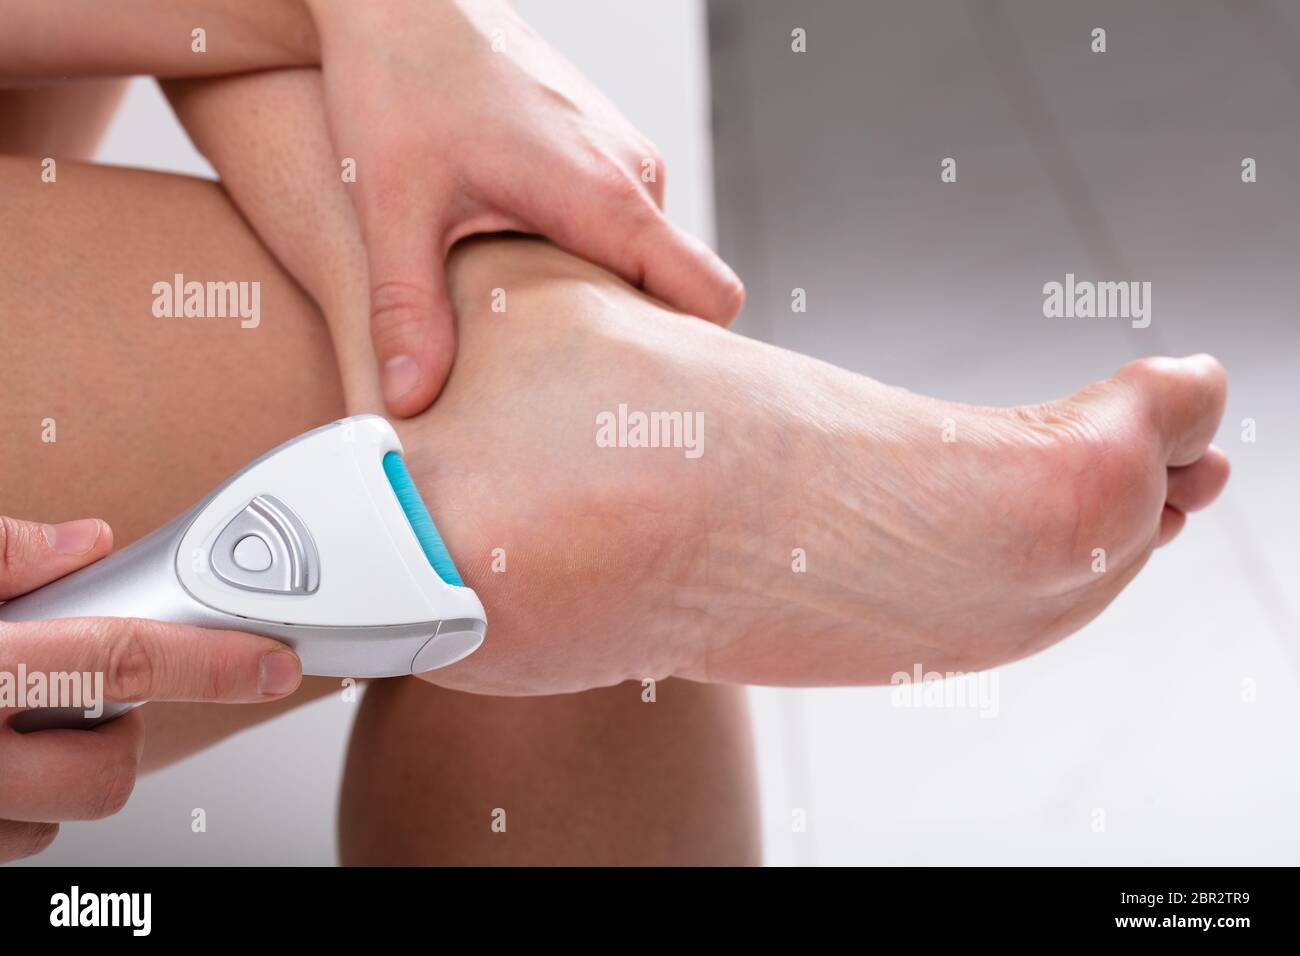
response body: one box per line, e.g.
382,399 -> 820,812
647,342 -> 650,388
0,415 -> 485,730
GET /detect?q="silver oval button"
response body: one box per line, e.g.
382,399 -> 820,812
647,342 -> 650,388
210,495 -> 320,595
232,534 -> 273,572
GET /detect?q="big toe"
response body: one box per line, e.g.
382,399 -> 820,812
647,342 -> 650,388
1113,354 -> 1228,466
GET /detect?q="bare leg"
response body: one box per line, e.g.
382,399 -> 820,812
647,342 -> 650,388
152,70 -> 1216,697
0,75 -> 1226,861
158,70 -> 1224,696
0,155 -> 346,767
0,79 -> 128,159
161,68 -> 763,863
0,154 -> 760,860
341,677 -> 758,865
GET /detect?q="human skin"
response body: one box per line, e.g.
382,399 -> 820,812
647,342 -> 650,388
0,80 -> 128,160
0,85 -> 311,863
162,68 -> 760,864
341,673 -> 759,865
0,151 -> 759,865
0,0 -> 742,417
0,0 -> 318,79
169,69 -> 1229,868
0,515 -> 304,863
160,70 -> 1230,694
0,156 -> 340,773
378,240 -> 1230,692
305,0 -> 743,412
1,69 -> 1227,861
0,150 -> 1226,858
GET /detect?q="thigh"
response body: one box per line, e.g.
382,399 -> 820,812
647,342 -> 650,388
0,156 -> 345,536
0,155 -> 349,761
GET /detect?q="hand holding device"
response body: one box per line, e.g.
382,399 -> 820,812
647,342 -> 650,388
0,512 -> 303,861
0,416 -> 486,731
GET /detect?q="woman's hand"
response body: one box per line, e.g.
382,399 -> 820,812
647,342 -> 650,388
306,0 -> 745,415
0,515 -> 303,861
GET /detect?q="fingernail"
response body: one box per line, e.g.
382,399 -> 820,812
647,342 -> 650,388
259,651 -> 302,697
383,355 -> 422,404
42,518 -> 103,555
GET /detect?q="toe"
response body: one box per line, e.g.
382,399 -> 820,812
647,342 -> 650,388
1166,445 -> 1231,513
1156,504 -> 1187,547
1116,354 -> 1228,466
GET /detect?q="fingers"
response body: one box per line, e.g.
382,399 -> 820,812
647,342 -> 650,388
357,189 -> 456,417
0,516 -> 112,600
1,617 -> 302,705
1166,445 -> 1231,514
0,819 -> 59,863
524,182 -> 745,327
356,138 -> 743,415
643,150 -> 666,208
370,273 -> 457,419
1118,354 -> 1228,467
0,709 -> 144,822
642,218 -> 746,327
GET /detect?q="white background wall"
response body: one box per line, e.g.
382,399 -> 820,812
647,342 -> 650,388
710,0 -> 1300,865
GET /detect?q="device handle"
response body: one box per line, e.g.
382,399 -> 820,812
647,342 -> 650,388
0,518 -> 192,733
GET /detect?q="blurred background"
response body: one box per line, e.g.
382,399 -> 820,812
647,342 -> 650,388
711,0 -> 1298,865
24,0 -> 1299,864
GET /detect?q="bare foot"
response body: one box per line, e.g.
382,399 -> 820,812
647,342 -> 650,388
397,239 -> 1229,693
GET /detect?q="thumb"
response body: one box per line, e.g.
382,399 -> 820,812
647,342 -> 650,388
0,517 -> 112,601
525,188 -> 745,328
364,214 -> 457,418
641,217 -> 746,327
